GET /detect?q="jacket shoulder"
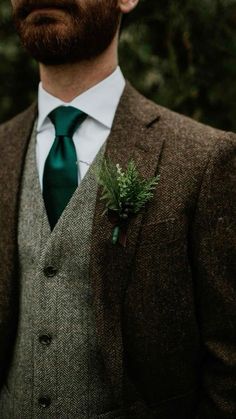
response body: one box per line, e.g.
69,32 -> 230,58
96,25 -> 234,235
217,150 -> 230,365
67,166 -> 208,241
0,103 -> 37,138
126,83 -> 235,150
125,86 -> 236,208
157,101 -> 235,149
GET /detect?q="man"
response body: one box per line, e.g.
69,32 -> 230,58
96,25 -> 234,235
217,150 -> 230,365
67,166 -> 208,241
0,0 -> 235,417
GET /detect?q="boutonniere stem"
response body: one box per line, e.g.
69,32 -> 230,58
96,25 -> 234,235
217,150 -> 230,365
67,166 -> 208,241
98,160 -> 160,247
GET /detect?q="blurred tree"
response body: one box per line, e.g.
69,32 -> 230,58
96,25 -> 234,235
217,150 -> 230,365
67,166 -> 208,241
0,0 -> 39,122
0,0 -> 236,131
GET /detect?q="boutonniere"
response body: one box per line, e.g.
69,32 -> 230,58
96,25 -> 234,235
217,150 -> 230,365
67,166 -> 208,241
98,159 -> 160,247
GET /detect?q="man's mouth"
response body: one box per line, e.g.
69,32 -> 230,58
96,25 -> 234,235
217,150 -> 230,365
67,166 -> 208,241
19,3 -> 68,19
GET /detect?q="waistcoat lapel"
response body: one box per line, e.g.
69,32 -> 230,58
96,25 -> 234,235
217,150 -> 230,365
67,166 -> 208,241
0,103 -> 37,382
90,83 -> 164,403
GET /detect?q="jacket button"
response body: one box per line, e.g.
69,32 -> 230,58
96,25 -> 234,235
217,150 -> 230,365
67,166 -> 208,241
39,334 -> 52,346
38,396 -> 51,408
43,266 -> 57,278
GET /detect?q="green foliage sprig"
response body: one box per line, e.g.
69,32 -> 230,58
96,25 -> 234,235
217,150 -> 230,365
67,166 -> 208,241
98,159 -> 160,245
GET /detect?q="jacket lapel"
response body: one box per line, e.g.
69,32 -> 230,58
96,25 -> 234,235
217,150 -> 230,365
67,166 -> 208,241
0,104 -> 37,381
90,83 -> 165,402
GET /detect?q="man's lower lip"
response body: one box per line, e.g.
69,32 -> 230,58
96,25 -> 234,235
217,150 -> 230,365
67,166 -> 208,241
28,8 -> 65,16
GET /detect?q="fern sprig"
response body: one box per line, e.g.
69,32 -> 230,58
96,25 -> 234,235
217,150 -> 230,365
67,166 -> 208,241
98,159 -> 160,215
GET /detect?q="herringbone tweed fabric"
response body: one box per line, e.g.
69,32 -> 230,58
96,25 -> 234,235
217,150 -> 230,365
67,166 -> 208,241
0,126 -> 113,418
0,83 -> 235,418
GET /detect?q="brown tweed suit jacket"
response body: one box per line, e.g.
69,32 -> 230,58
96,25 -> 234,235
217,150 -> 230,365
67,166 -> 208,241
0,83 -> 235,418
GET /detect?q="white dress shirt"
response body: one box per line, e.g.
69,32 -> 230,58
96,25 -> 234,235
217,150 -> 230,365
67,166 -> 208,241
36,67 -> 125,190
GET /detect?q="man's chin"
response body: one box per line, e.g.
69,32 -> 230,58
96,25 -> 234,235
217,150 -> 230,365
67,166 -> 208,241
20,37 -> 86,66
30,55 -> 77,66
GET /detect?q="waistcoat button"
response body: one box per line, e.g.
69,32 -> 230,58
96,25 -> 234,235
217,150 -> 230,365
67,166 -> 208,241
44,266 -> 57,277
38,396 -> 51,408
39,334 -> 52,346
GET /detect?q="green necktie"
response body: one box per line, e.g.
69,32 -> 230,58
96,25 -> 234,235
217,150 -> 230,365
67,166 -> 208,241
43,106 -> 87,230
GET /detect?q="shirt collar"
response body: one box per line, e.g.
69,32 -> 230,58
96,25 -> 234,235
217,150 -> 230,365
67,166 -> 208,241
37,66 -> 125,132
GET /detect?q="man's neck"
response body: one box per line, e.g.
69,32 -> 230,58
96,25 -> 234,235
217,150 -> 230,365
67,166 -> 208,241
39,37 -> 118,102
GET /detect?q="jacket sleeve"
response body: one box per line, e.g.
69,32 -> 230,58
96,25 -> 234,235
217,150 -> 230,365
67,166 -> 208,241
192,133 -> 236,418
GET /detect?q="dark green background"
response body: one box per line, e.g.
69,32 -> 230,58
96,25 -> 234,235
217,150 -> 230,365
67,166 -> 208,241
0,0 -> 236,131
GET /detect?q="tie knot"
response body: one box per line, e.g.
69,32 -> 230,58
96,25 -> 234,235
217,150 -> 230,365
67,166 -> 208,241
49,106 -> 87,137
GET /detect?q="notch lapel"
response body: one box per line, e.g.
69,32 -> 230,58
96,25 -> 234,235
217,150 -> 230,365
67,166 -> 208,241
0,104 -> 37,380
90,83 -> 165,402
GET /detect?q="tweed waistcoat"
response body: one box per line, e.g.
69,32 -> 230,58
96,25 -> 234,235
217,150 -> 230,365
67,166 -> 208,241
0,126 -> 113,418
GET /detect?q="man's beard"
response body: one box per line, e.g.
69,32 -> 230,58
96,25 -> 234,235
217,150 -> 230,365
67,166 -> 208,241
12,0 -> 121,65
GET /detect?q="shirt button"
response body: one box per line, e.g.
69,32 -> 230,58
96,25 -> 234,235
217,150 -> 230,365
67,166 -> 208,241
39,334 -> 52,346
38,396 -> 51,408
43,266 -> 57,278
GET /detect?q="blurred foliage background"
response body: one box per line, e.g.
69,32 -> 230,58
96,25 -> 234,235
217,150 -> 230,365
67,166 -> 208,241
0,0 -> 236,131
